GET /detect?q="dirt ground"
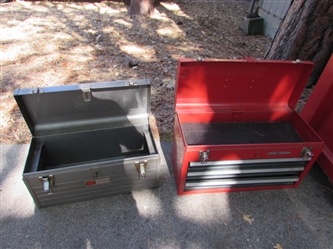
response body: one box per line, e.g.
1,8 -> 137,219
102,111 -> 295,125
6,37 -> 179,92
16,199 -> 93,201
1,0 -> 273,143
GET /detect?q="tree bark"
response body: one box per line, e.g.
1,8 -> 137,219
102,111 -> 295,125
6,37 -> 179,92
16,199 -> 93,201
265,0 -> 333,86
129,0 -> 155,16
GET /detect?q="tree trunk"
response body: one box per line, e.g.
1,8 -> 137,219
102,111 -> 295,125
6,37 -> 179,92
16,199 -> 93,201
265,0 -> 333,86
129,0 -> 155,16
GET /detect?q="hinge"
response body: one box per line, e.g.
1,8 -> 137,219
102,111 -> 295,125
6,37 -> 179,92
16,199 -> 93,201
128,79 -> 138,86
31,87 -> 43,94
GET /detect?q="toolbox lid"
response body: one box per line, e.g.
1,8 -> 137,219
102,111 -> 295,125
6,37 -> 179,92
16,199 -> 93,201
301,54 -> 333,179
14,79 -> 151,137
175,58 -> 314,114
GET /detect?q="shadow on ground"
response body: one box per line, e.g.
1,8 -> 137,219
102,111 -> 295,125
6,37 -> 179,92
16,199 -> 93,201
1,142 -> 332,249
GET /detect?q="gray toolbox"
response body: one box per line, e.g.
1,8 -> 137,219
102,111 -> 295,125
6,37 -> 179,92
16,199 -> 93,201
14,79 -> 160,208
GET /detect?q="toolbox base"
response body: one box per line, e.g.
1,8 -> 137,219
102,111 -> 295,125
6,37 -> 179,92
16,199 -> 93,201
23,127 -> 159,208
172,112 -> 323,195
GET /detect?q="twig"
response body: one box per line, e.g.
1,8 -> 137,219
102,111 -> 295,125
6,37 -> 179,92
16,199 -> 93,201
200,14 -> 211,26
315,181 -> 333,196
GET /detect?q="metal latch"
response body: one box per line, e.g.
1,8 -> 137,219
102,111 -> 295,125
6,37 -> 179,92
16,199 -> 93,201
81,88 -> 91,102
199,150 -> 210,164
39,175 -> 54,194
128,79 -> 138,86
135,161 -> 148,179
301,147 -> 313,159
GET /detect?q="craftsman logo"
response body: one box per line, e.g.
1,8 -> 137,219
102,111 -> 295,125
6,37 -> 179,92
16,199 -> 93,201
85,178 -> 110,187
268,151 -> 291,155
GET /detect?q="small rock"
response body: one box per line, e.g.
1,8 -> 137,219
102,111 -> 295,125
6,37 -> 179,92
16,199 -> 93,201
167,83 -> 175,90
128,60 -> 139,68
95,34 -> 101,42
163,79 -> 175,90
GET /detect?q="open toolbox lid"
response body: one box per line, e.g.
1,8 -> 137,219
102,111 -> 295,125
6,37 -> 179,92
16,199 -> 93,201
175,58 -> 314,114
14,79 -> 151,137
301,54 -> 333,179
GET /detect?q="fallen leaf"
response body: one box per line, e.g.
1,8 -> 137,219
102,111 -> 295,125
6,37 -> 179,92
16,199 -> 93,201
243,214 -> 254,225
274,244 -> 283,249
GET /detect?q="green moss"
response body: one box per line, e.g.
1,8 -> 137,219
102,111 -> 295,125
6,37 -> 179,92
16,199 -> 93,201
160,131 -> 173,142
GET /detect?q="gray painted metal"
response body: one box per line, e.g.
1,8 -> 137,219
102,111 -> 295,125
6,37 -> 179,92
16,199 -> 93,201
14,79 -> 160,208
249,0 -> 256,14
14,79 -> 151,137
259,0 -> 292,38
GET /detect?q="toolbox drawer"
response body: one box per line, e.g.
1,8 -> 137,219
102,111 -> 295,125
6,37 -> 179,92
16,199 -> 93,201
185,158 -> 308,190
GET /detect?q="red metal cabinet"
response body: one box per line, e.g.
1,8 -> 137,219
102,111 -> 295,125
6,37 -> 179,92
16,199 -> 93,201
301,54 -> 333,181
171,58 -> 323,195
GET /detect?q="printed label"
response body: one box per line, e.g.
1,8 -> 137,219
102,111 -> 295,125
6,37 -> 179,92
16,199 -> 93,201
85,178 -> 111,187
268,151 -> 291,155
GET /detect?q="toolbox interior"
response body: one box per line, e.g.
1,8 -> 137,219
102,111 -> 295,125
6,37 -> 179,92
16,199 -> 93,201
29,126 -> 152,171
182,121 -> 303,145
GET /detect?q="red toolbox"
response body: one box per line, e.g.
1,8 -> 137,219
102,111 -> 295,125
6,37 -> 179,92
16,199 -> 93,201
301,54 -> 333,181
171,58 -> 324,195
